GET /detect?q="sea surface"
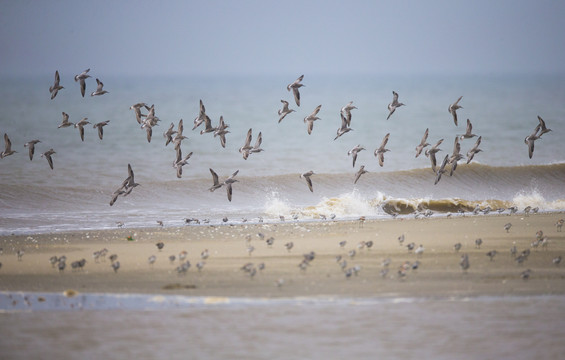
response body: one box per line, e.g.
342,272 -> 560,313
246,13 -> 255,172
0,73 -> 564,234
1,292 -> 564,359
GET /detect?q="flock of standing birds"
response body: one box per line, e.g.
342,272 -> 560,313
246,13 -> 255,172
0,71 -> 555,206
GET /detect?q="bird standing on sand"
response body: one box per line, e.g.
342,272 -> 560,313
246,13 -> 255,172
348,145 -> 365,168
41,149 -> 56,170
475,238 -> 483,249
49,70 -> 64,99
74,68 -> 91,97
387,91 -> 405,120
278,100 -> 295,123
1,133 -> 16,159
448,96 -> 463,126
460,253 -> 470,272
287,75 -> 304,106
504,223 -> 512,233
24,140 -> 41,161
300,171 -> 315,192
374,133 -> 390,167
304,105 -> 322,135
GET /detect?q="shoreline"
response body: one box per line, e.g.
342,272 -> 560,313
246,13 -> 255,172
1,213 -> 564,300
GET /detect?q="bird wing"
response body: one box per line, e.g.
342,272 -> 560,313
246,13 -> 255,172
253,132 -> 262,149
226,183 -> 233,202
80,79 -> 86,97
210,168 -> 220,186
305,175 -> 313,192
292,87 -> 301,107
243,128 -> 252,148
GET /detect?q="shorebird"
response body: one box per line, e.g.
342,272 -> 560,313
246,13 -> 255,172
459,119 -> 477,140
49,70 -> 64,99
415,128 -> 430,158
24,139 -> 41,161
285,242 -> 294,252
434,154 -> 450,185
250,132 -> 264,155
334,112 -> 353,140
91,78 -> 108,96
425,138 -> 444,172
386,91 -> 405,120
110,163 -> 140,206
300,171 -> 315,192
466,136 -> 482,164
486,250 -> 498,261
0,133 -> 16,159
475,238 -> 483,249
448,96 -> 463,126
340,101 -> 357,127
163,122 -> 177,146
521,269 -> 532,280
172,147 -> 193,178
556,219 -> 564,232
156,242 -> 164,251
208,168 -> 224,192
41,149 -> 56,170
354,165 -> 368,184
58,112 -> 74,128
278,100 -> 295,123
193,99 -> 209,130
223,170 -> 239,202
129,103 -> 150,124
304,105 -> 322,135
537,116 -> 552,137
504,223 -> 512,232
460,253 -> 470,272
172,119 -> 187,150
213,116 -> 230,148
287,74 -> 304,106
93,120 -> 110,140
112,261 -> 120,273
199,114 -> 217,135
148,255 -> 156,266
74,68 -> 91,97
239,128 -> 254,159
524,125 -> 541,159
448,136 -> 464,176
374,133 -> 390,167
201,249 -> 209,260
348,144 -> 365,168
553,256 -> 562,266
74,118 -> 90,141
414,244 -> 425,257
454,242 -> 462,252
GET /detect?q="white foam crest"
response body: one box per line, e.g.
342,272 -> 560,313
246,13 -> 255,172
302,190 -> 384,218
512,189 -> 565,211
263,191 -> 294,218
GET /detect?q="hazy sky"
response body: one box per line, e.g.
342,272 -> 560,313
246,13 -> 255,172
1,0 -> 564,77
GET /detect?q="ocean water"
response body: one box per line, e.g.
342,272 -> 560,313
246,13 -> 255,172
0,73 -> 564,234
1,292 -> 565,359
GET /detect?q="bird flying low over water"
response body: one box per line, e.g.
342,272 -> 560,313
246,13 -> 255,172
300,171 -> 315,192
524,115 -> 552,159
415,128 -> 430,158
459,119 -> 477,140
91,78 -> 109,96
425,138 -> 444,172
222,170 -> 239,202
278,100 -> 295,123
93,120 -> 110,140
74,68 -> 91,97
129,103 -> 150,124
448,96 -> 463,126
41,149 -> 56,170
387,91 -> 405,120
304,105 -> 322,135
110,164 -> 140,206
49,70 -> 64,99
213,116 -> 230,148
340,101 -> 357,127
75,118 -> 90,141
348,144 -> 365,168
354,165 -> 368,184
58,112 -> 74,128
24,139 -> 41,161
1,133 -> 16,159
466,136 -> 482,164
374,133 -> 390,167
287,75 -> 304,107
334,112 -> 353,140
239,128 -> 263,160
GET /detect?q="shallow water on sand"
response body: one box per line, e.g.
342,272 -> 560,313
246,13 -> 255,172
1,293 -> 564,359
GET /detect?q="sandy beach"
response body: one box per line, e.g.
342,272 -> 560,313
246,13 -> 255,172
1,212 -> 564,299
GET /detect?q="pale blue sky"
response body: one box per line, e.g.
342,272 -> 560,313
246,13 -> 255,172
1,0 -> 564,77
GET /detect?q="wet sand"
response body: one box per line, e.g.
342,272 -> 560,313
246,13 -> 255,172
1,213 -> 564,299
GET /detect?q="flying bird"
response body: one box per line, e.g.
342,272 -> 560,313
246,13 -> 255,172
340,101 -> 357,127
334,112 -> 353,140
49,70 -> 64,99
58,112 -> 74,128
459,119 -> 477,140
24,139 -> 41,161
304,105 -> 322,135
448,96 -> 463,126
91,78 -> 109,96
425,138 -> 444,172
466,136 -> 482,164
348,144 -> 365,168
129,103 -> 150,124
386,91 -> 405,120
75,118 -> 90,141
300,171 -> 315,192
354,165 -> 368,184
278,100 -> 295,123
223,170 -> 239,202
374,133 -> 390,167
415,128 -> 430,158
74,68 -> 91,97
287,75 -> 304,106
93,120 -> 110,140
1,133 -> 16,158
41,149 -> 56,170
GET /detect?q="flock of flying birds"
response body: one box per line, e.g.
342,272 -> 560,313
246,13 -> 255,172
0,71 -> 555,205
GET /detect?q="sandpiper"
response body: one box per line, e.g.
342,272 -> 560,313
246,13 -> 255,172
448,96 -> 463,126
24,139 -> 41,161
49,70 -> 64,99
41,149 -> 56,170
374,133 -> 390,167
386,91 -> 405,120
74,68 -> 91,97
74,118 -> 90,141
1,133 -> 16,159
415,128 -> 430,158
91,78 -> 109,96
348,145 -> 365,168
278,100 -> 295,123
300,171 -> 315,192
287,75 -> 304,106
459,119 -> 477,140
354,165 -> 368,184
304,105 -> 322,135
93,120 -> 110,140
58,112 -> 74,128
